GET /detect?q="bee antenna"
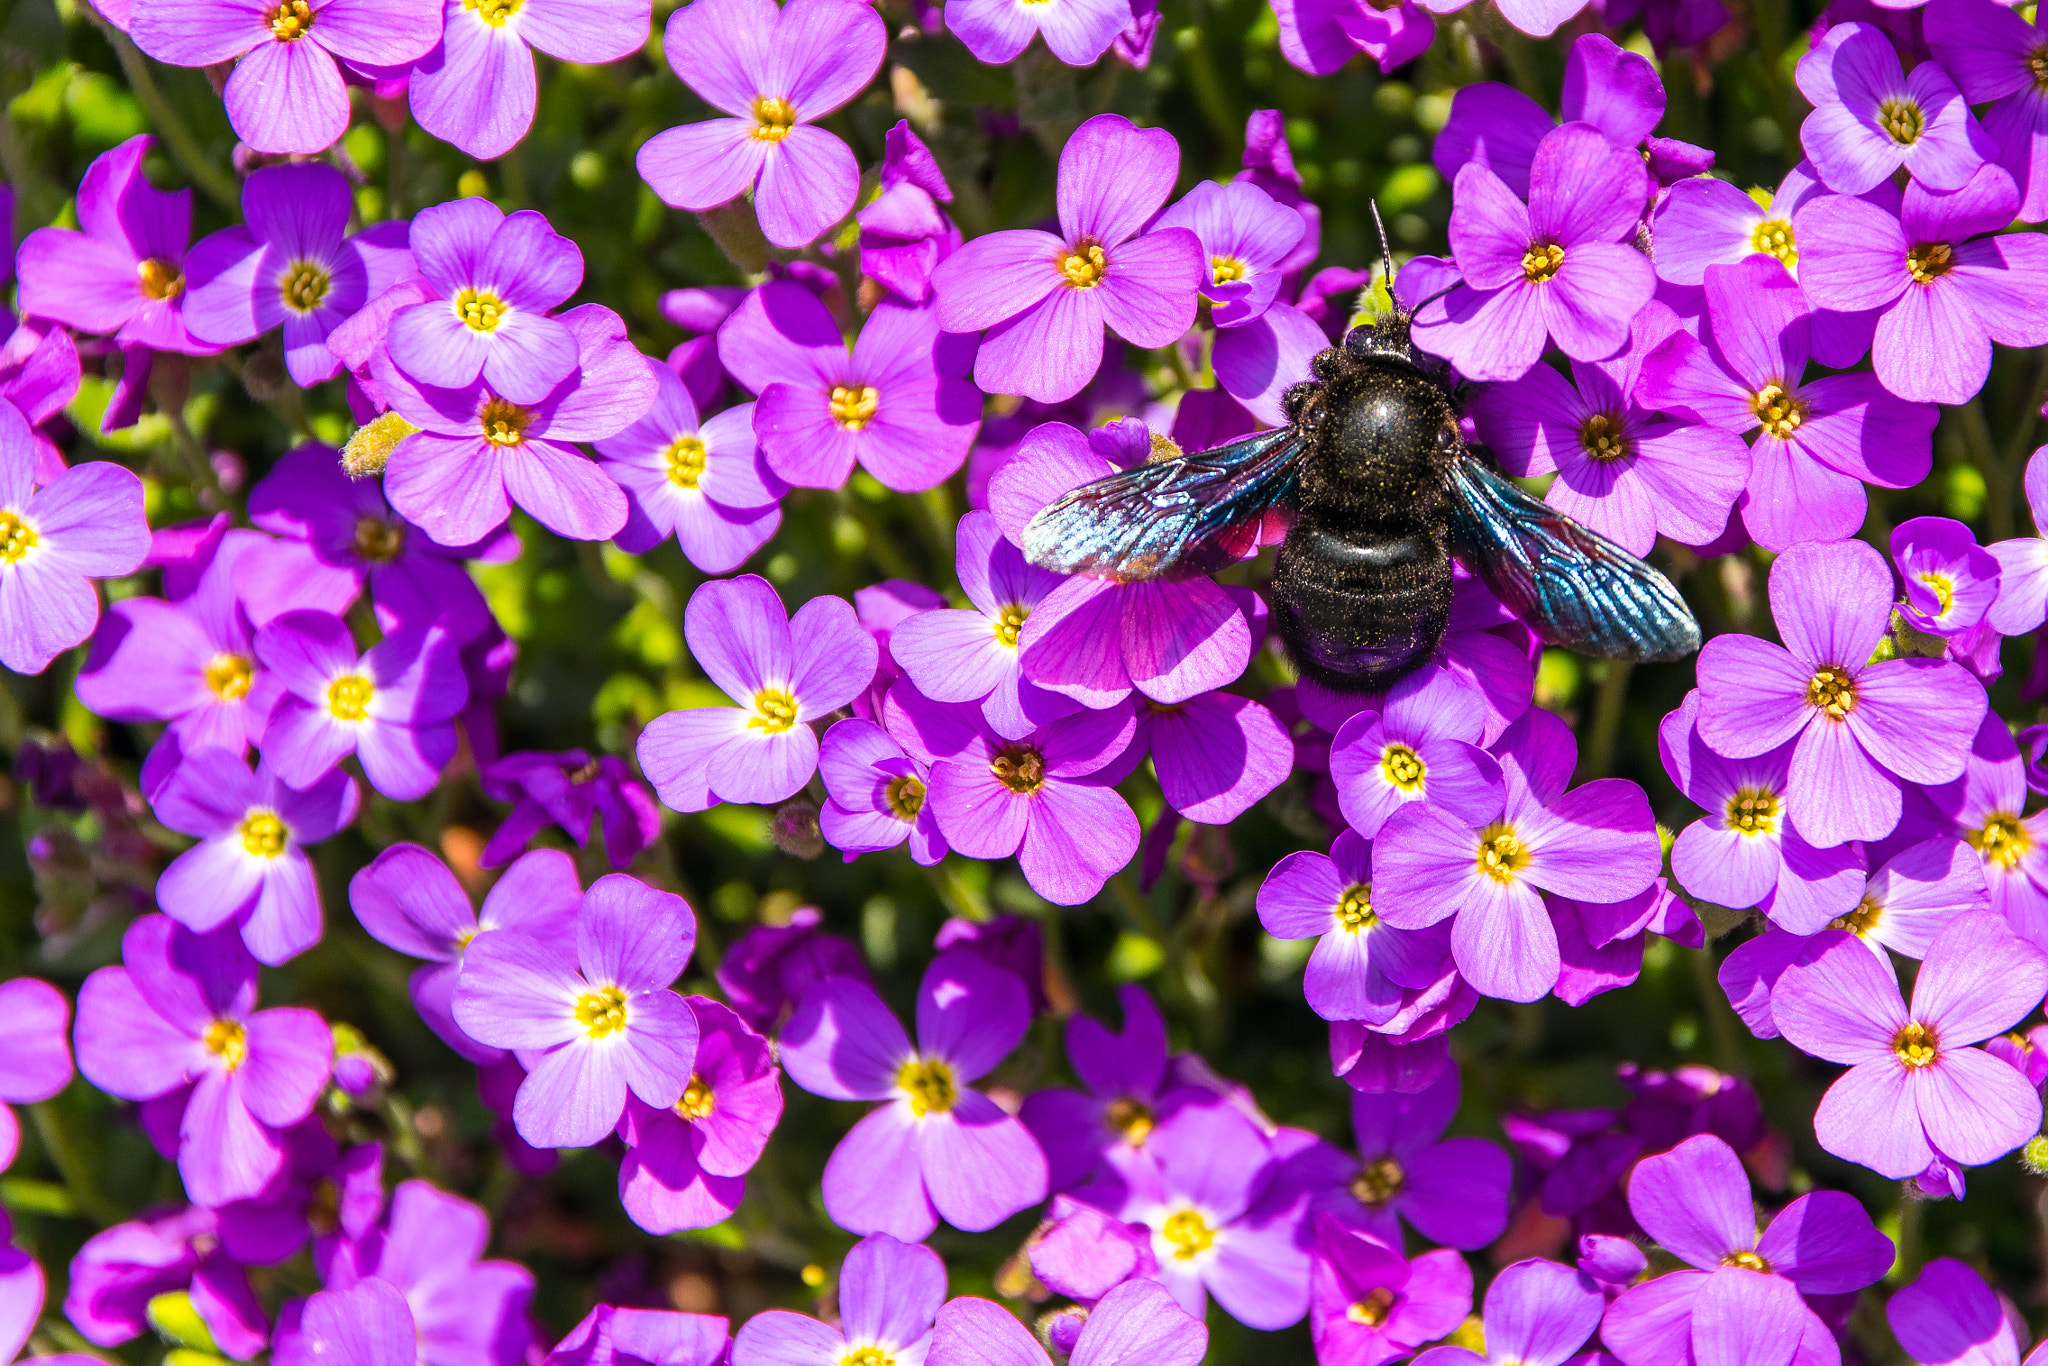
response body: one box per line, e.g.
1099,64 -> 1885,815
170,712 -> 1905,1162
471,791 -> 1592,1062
1370,201 -> 1396,295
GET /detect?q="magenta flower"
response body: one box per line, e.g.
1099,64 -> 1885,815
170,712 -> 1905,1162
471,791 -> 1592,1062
0,315 -> 82,484
387,201 -> 585,404
817,718 -> 948,866
594,359 -> 783,575
296,1279 -> 414,1366
131,0 -> 438,153
348,843 -> 582,1063
1799,163 -> 2048,406
1601,1134 -> 1894,1366
62,1206 -> 267,1357
74,915 -> 332,1206
1774,914 -> 2048,1178
1888,1258 -> 2031,1366
733,1235 -> 942,1366
410,0 -> 647,160
617,997 -> 782,1234
779,949 -> 1048,1241
713,907 -> 870,1035
1273,0 -> 1435,77
636,575 -> 877,812
1328,668 -> 1505,837
1137,689 -> 1292,825
1020,985 -> 1178,1191
858,122 -> 961,306
182,164 -> 413,387
1414,1260 -> 1603,1366
1927,0 -> 2048,222
1154,180 -> 1306,329
1310,1216 -> 1472,1366
1638,255 -> 1935,551
1795,20 -> 1994,195
635,0 -> 885,250
1989,445 -> 2048,637
256,610 -> 467,800
932,115 -> 1204,403
1894,516 -> 2001,637
0,979 -> 71,1174
151,749 -> 360,965
1257,831 -> 1454,1025
453,874 -> 700,1150
1693,539 -> 1985,849
891,510 -> 1077,740
1920,713 -> 2048,936
548,1306 -> 731,1366
946,0 -> 1130,66
214,1119 -> 383,1266
718,284 -> 981,492
479,749 -> 660,870
932,1280 -> 1207,1366
1411,122 -> 1654,382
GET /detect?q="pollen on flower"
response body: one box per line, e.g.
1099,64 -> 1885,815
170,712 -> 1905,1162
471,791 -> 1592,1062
991,743 -> 1046,794
137,257 -> 184,301
1060,243 -> 1109,288
665,435 -> 709,489
2032,45 -> 2048,91
354,516 -> 407,563
1724,785 -> 1779,837
1336,883 -> 1377,933
1521,242 -> 1565,283
748,688 -> 799,734
279,260 -> 331,312
1878,97 -> 1925,145
1750,381 -> 1808,439
1829,895 -> 1883,936
829,385 -> 880,431
1474,822 -> 1530,883
206,652 -> 255,701
1907,241 -> 1954,284
267,0 -> 313,40
993,603 -> 1029,648
342,412 -> 420,477
1805,666 -> 1856,720
1721,1250 -> 1772,1272
0,510 -> 36,565
479,397 -> 533,447
675,1075 -> 716,1120
885,774 -> 925,820
1346,1287 -> 1397,1327
1105,1096 -> 1155,1145
1147,431 -> 1184,464
1969,813 -> 2031,870
842,1350 -> 893,1366
1380,743 -> 1426,791
898,1056 -> 958,1115
1160,1209 -> 1215,1259
751,96 -> 798,141
1750,218 -> 1797,267
463,0 -> 522,26
203,1018 -> 248,1069
305,1177 -> 341,1235
328,674 -> 373,721
455,288 -> 509,333
1351,1154 -> 1405,1206
240,811 -> 288,858
1893,1020 -> 1939,1068
1579,412 -> 1629,462
575,985 -> 630,1038
1211,255 -> 1247,284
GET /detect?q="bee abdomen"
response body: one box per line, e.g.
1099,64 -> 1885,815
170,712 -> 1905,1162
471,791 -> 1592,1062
1271,522 -> 1452,694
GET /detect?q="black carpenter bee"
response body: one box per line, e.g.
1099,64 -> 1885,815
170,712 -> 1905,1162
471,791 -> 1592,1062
1020,224 -> 1701,694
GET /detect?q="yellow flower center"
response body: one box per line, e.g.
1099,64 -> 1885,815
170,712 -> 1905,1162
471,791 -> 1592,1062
1970,813 -> 2031,870
1893,1020 -> 1939,1068
454,288 -> 508,333
885,774 -> 925,820
1160,1209 -> 1214,1260
751,96 -> 798,141
1725,785 -> 1779,837
1751,218 -> 1797,267
842,1351 -> 893,1366
280,260 -> 331,312
327,674 -> 373,721
1211,255 -> 1246,284
1475,822 -> 1529,883
1750,381 -> 1808,439
1907,242 -> 1954,284
1336,883 -> 1376,932
1105,1096 -> 1155,1145
1917,571 -> 1956,617
239,811 -> 288,858
206,653 -> 255,701
1521,242 -> 1565,283
463,0 -> 522,26
993,603 -> 1028,649
665,435 -> 708,489
1828,895 -> 1883,937
898,1056 -> 958,1116
203,1018 -> 248,1068
1350,1154 -> 1405,1206
1346,1287 -> 1397,1327
479,396 -> 532,447
575,985 -> 629,1038
1805,666 -> 1856,720
1721,1250 -> 1772,1272
267,0 -> 313,39
137,257 -> 184,301
1580,411 -> 1629,462
749,688 -> 798,734
1060,243 -> 1109,289
2032,45 -> 2048,91
306,1177 -> 341,1235
0,510 -> 37,565
1878,97 -> 1925,145
991,743 -> 1045,794
675,1075 -> 716,1120
830,385 -> 880,431
354,516 -> 407,563
1380,743 -> 1425,791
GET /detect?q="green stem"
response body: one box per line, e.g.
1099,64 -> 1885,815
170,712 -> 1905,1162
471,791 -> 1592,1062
30,1100 -> 122,1225
1892,1193 -> 1924,1285
100,27 -> 240,212
1960,398 -> 2010,541
387,127 -> 409,220
922,858 -> 991,923
1689,944 -> 1743,1076
1583,659 -> 1632,781
378,1092 -> 445,1186
1175,22 -> 1238,155
1109,871 -> 1166,942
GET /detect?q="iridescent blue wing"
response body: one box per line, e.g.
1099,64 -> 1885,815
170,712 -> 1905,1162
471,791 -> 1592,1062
1447,452 -> 1701,661
1021,428 -> 1307,582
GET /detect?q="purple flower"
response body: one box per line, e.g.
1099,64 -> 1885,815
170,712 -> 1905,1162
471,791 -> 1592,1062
1989,445 -> 2048,637
1638,255 -> 1935,551
1413,1259 -> 1603,1366
256,610 -> 466,800
1467,303 -> 1750,556
0,979 -> 72,1174
636,575 -> 877,812
1798,163 -> 2048,406
946,0 -> 1130,65
214,1119 -> 383,1267
1888,1258 -> 2030,1366
1919,713 -> 2048,938
74,915 -> 332,1206
817,718 -> 948,866
0,316 -> 82,484
1796,21 -> 1995,195
548,1306 -> 730,1366
151,749 -> 359,965
617,997 -> 782,1234
1136,688 -> 1293,825
779,950 -> 1048,1241
635,0 -> 885,250
347,843 -> 582,1064
594,359 -> 783,575
1309,1216 -> 1472,1366
1411,122 -> 1654,382
733,1235 -> 941,1366
183,164 -> 413,386
1238,109 -> 1322,274
16,137 -> 217,355
1272,0 -> 1435,78
1020,986 -> 1181,1190
1927,0 -> 2048,222
478,750 -> 661,870
1327,668 -> 1504,837
410,0 -> 647,160
453,873 -> 700,1150
1257,832 -> 1454,1025
1893,516 -> 2001,636
932,115 -> 1204,404
62,1206 -> 267,1357
1601,1134 -> 1893,1366
718,284 -> 980,492
932,1280 -> 1207,1366
858,121 -> 961,306
1774,914 -> 2048,1178
296,1279 -> 414,1366
1693,538 -> 1985,848
377,303 -> 654,545
131,0 -> 438,153
1154,180 -> 1306,329
713,907 -> 869,1034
